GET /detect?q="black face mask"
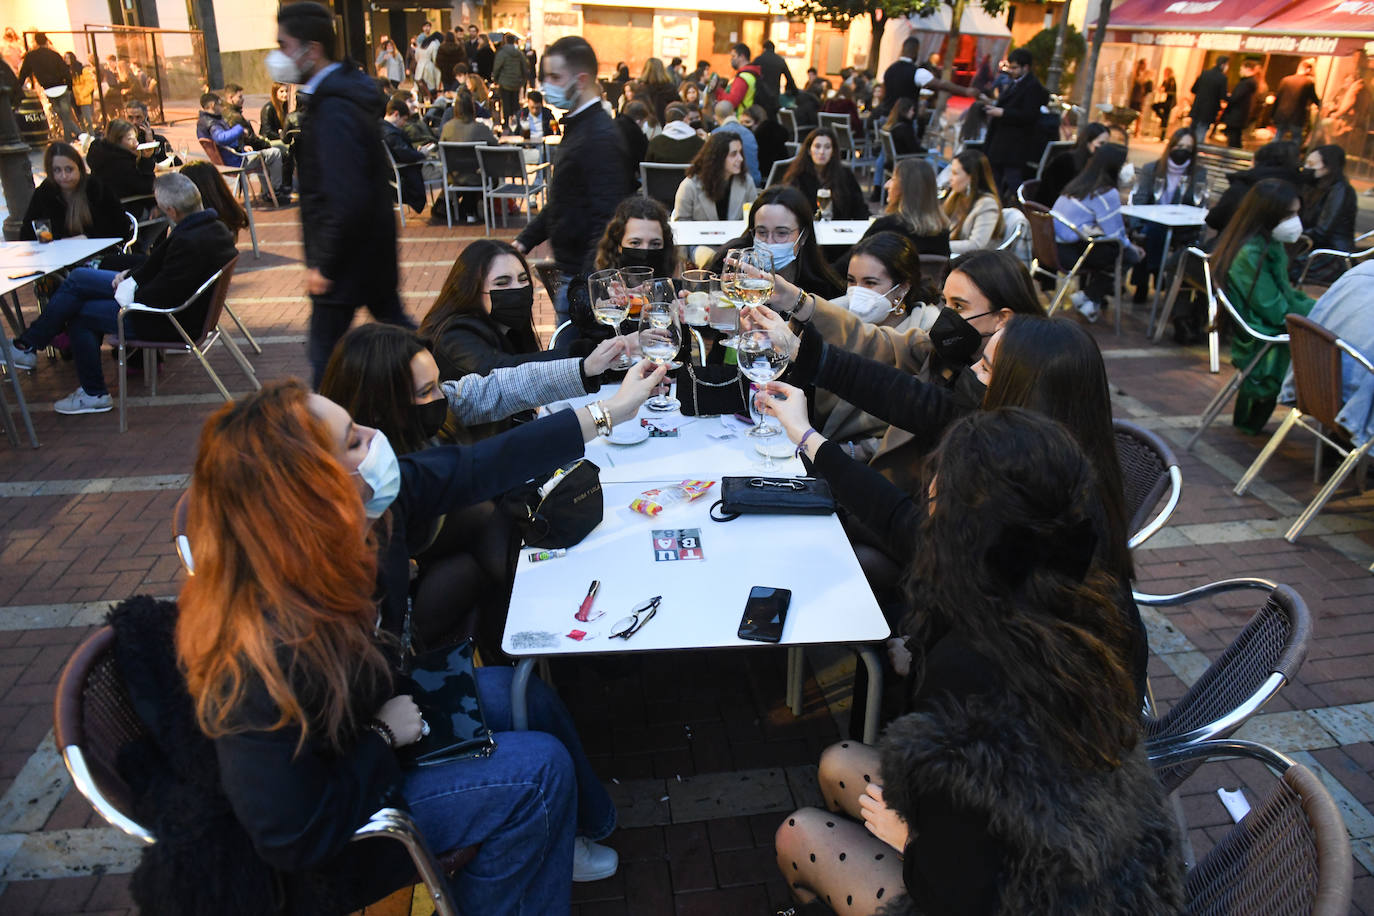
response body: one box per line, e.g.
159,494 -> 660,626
488,285 -> 534,327
1168,148 -> 1193,165
929,307 -> 991,367
619,246 -> 666,273
415,398 -> 449,439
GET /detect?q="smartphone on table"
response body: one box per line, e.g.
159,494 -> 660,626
737,586 -> 792,643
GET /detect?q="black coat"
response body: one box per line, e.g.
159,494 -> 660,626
380,118 -> 427,214
473,44 -> 495,81
86,138 -> 156,200
615,113 -> 649,176
861,215 -> 950,257
19,176 -> 129,241
1273,74 -> 1320,125
1221,75 -> 1259,129
1189,66 -> 1229,124
126,209 -> 238,341
1302,177 -> 1358,254
752,50 -> 797,115
1205,164 -> 1302,232
754,119 -> 790,181
984,73 -> 1049,168
435,40 -> 465,88
297,62 -> 398,305
786,167 -> 867,220
515,102 -> 632,275
883,59 -> 919,110
432,312 -> 572,381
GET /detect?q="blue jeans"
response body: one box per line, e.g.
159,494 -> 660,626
401,667 -> 615,915
552,273 -> 571,327
19,268 -> 120,395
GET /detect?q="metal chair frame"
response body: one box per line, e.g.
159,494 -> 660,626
996,207 -> 1029,264
1034,140 -> 1074,180
1297,227 -> 1374,285
778,108 -> 800,144
1113,419 -> 1183,549
437,141 -> 488,230
1184,278 -> 1290,452
384,143 -> 443,228
1152,245 -> 1222,373
831,122 -> 876,185
1150,739 -> 1352,916
115,256 -> 260,432
877,129 -> 923,204
197,137 -> 278,208
1015,178 -> 1041,208
1044,208 -> 1126,334
766,156 -> 796,189
476,145 -> 550,233
639,161 -> 690,211
54,626 -> 462,916
1233,314 -> 1374,542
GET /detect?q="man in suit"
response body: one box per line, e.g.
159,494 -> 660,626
1220,58 -> 1262,149
1189,56 -> 1229,143
273,1 -> 413,386
982,47 -> 1049,200
752,40 -> 797,117
1272,59 -> 1321,143
5,173 -> 237,414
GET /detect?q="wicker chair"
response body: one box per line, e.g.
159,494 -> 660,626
1137,579 -> 1311,792
1233,313 -> 1374,542
1297,227 -> 1374,285
1113,419 -> 1182,549
54,626 -> 471,916
1150,739 -> 1352,916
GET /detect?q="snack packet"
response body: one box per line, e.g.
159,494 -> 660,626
630,480 -> 716,517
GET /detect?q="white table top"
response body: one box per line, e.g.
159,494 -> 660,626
670,219 -> 874,248
0,237 -> 123,270
502,385 -> 889,658
1120,204 -> 1208,228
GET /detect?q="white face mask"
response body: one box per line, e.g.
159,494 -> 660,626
1118,162 -> 1135,187
352,430 -> 401,519
1271,214 -> 1304,244
266,48 -> 307,85
846,284 -> 902,324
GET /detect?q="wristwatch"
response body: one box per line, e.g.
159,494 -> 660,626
587,400 -> 613,437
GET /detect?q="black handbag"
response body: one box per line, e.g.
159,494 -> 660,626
709,476 -> 836,521
502,458 -> 604,549
395,636 -> 497,767
677,363 -> 750,417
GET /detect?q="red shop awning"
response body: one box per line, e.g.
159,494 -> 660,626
1255,0 -> 1374,32
1105,0 -> 1299,32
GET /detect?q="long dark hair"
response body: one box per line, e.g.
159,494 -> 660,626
318,324 -> 434,456
947,249 -> 1047,319
44,142 -> 93,237
1074,122 -> 1109,164
883,97 -> 916,132
1210,178 -> 1299,295
594,195 -> 680,273
181,161 -> 249,238
848,231 -> 925,315
687,131 -> 743,202
982,315 -> 1133,581
1062,143 -> 1128,199
886,157 -> 948,237
907,407 -> 1140,771
783,127 -> 862,218
1154,127 -> 1197,185
1307,144 -> 1346,189
943,149 -> 1002,241
421,238 -> 532,343
714,184 -> 843,297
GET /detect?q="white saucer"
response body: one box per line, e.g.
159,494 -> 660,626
607,424 -> 650,446
753,438 -> 795,459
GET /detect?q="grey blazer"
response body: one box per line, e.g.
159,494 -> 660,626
672,173 -> 759,221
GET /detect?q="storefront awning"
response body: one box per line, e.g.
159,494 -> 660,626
1105,0 -> 1297,32
1255,0 -> 1374,34
1103,0 -> 1374,54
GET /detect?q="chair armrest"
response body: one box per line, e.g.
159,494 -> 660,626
1336,338 -> 1374,375
526,161 -> 552,174
121,301 -> 186,316
1133,576 -> 1277,606
1148,737 -> 1296,774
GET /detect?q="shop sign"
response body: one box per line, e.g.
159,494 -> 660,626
1113,30 -> 1346,53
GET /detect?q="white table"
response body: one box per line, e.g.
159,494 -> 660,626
1119,204 -> 1208,339
502,390 -> 892,742
669,219 -> 874,249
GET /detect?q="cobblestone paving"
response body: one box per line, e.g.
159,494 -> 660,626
0,130 -> 1371,914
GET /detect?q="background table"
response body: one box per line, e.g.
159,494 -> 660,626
1120,204 -> 1208,338
669,219 -> 874,249
503,390 -> 891,741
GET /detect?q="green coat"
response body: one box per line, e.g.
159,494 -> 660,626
491,45 -> 526,92
1225,236 -> 1314,402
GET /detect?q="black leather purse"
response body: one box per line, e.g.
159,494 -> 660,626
501,458 -> 604,549
394,636 -> 496,767
677,364 -> 750,417
709,476 -> 836,521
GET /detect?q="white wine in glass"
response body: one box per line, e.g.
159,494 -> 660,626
737,329 -> 789,446
638,300 -> 682,411
588,268 -> 634,370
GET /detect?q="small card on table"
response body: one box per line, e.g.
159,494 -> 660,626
652,528 -> 704,561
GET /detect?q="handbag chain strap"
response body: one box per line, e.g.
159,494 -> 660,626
686,363 -> 745,388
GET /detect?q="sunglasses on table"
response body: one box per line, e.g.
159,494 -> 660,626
609,596 -> 662,640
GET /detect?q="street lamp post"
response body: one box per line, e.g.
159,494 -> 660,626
0,62 -> 36,242
1046,0 -> 1072,95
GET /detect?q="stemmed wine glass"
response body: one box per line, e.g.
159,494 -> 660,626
737,328 -> 791,468
588,268 -> 635,371
638,295 -> 682,412
681,269 -> 714,328
720,247 -> 774,348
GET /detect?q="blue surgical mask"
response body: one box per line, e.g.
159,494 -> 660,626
540,80 -> 574,110
352,430 -> 401,518
758,238 -> 799,271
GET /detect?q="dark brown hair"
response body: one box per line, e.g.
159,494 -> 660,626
420,239 -> 532,344
594,196 -> 680,273
687,131 -> 744,202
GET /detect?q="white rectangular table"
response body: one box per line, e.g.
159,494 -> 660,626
669,219 -> 874,249
502,391 -> 892,742
1119,204 -> 1208,340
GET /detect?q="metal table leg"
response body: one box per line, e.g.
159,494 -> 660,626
2,290 -> 28,335
855,645 -> 883,745
0,333 -> 39,448
1149,226 -> 1175,333
239,171 -> 261,260
786,646 -> 804,716
511,657 -> 536,730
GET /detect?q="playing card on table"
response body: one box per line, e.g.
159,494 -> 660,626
652,528 -> 705,561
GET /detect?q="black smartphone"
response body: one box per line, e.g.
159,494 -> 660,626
737,586 -> 791,643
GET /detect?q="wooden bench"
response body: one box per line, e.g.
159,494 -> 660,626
1196,144 -> 1254,193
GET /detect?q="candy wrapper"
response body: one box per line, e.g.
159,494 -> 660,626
630,480 -> 716,517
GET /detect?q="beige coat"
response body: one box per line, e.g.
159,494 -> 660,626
948,193 -> 1002,255
672,174 -> 759,221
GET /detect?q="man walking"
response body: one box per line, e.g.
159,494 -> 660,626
1273,59 -> 1320,144
751,40 -> 796,117
271,1 -> 413,386
491,33 -> 527,128
982,48 -> 1048,200
714,43 -> 763,120
513,36 -> 630,324
1189,56 -> 1229,143
1220,58 -> 1262,149
17,33 -> 81,140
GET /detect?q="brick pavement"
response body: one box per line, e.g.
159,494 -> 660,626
0,159 -> 1372,913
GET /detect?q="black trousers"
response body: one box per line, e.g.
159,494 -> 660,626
308,290 -> 414,387
498,88 -> 520,126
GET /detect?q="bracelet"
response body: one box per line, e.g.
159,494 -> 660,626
792,288 -> 808,319
587,400 -> 613,437
367,720 -> 396,748
796,427 -> 818,458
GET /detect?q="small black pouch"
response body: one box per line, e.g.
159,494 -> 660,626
709,476 -> 836,521
677,363 -> 750,417
502,458 -> 604,548
394,637 -> 497,767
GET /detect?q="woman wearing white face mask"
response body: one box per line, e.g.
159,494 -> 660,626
705,185 -> 844,301
1210,178 -> 1314,434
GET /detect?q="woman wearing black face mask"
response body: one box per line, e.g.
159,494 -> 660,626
1128,128 -> 1205,303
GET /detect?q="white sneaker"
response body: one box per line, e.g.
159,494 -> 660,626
2,344 -> 37,371
54,387 -> 113,415
572,836 -> 618,882
1076,298 -> 1100,323
1070,290 -> 1086,307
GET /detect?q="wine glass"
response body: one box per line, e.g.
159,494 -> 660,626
681,269 -> 714,328
720,247 -> 774,347
737,328 -> 790,449
588,268 -> 634,371
620,266 -> 653,323
638,299 -> 682,412
1152,176 -> 1167,205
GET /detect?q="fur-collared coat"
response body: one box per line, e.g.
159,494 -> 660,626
876,687 -> 1184,915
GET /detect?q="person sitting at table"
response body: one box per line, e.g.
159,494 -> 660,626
120,372 -> 669,913
768,406 -> 1182,916
259,82 -> 293,145
1211,179 -> 1315,435
1128,128 -> 1205,304
421,239 -> 602,393
1204,140 -> 1301,234
318,324 -> 626,650
86,118 -> 157,202
739,105 -> 789,186
706,185 -> 845,301
1034,122 -> 1108,207
672,132 -> 758,222
19,142 -> 129,243
882,98 -> 922,158
1051,143 -> 1143,324
780,127 -> 867,221
382,96 -> 436,217
647,103 -> 707,165
195,92 -> 286,203
862,158 -> 950,257
125,100 -> 178,166
943,149 -> 1003,256
181,161 -> 249,243
519,90 -> 559,141
1295,144 -> 1357,284
6,173 -> 236,415
438,92 -> 494,224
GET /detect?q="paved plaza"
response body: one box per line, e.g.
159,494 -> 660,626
0,130 -> 1372,914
